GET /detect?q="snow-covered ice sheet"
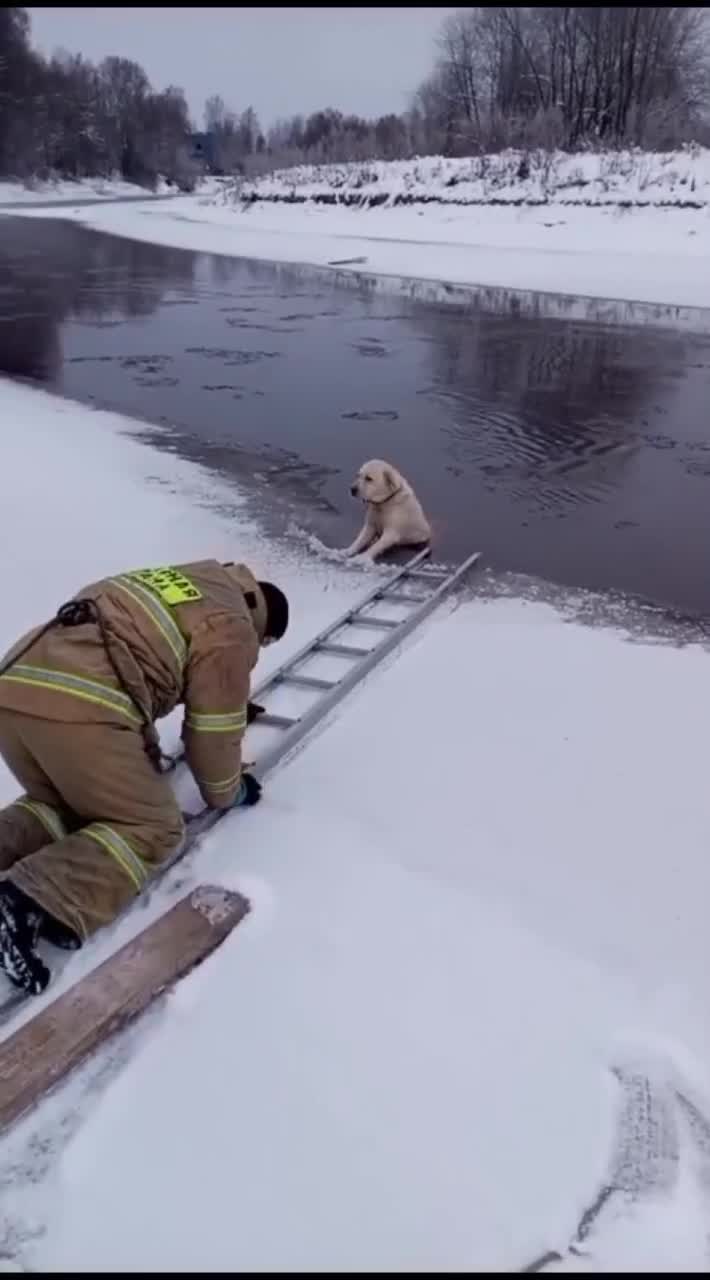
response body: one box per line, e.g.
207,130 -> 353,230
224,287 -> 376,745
1,377 -> 710,1270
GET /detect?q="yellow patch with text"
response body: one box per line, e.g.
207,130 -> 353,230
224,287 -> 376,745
126,566 -> 202,606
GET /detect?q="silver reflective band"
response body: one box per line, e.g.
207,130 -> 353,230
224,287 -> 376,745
84,823 -> 149,892
184,708 -> 247,734
110,576 -> 187,673
16,797 -> 67,843
0,663 -> 143,725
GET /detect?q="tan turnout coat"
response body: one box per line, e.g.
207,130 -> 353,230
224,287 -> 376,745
0,559 -> 267,940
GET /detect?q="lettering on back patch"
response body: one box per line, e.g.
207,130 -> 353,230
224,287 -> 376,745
127,567 -> 203,606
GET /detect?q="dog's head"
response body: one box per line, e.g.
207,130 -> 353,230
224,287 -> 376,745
350,459 -> 401,504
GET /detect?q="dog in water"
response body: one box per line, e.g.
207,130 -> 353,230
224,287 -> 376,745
343,459 -> 432,561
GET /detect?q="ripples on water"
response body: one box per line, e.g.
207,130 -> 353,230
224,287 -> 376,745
2,214 -> 710,615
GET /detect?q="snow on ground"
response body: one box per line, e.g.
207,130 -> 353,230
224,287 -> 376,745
0,174 -> 170,207
4,148 -> 708,213
0,173 -> 229,208
8,167 -> 710,312
231,146 -> 710,209
1,377 -> 710,1270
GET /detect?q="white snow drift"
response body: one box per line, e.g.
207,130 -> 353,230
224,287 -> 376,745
0,174 -> 173,207
228,146 -> 710,209
0,378 -> 709,1270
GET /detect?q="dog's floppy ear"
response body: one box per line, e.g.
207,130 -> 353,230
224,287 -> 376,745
383,465 -> 398,493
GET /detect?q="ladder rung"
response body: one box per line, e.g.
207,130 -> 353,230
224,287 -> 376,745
406,569 -> 447,582
317,642 -> 371,659
381,590 -> 429,605
350,616 -> 399,631
279,674 -> 337,692
255,712 -> 297,730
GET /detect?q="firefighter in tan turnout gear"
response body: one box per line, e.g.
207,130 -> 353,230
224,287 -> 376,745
0,559 -> 289,996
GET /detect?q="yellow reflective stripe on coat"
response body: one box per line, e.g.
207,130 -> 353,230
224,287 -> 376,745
0,663 -> 143,725
84,823 -> 148,891
184,708 -> 247,733
16,798 -> 67,842
202,770 -> 242,794
110,575 -> 187,673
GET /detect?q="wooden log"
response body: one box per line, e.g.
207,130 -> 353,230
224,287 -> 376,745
0,884 -> 250,1137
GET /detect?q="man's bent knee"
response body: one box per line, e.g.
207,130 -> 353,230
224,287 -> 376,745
82,808 -> 185,883
9,807 -> 186,943
0,795 -> 68,872
142,808 -> 186,866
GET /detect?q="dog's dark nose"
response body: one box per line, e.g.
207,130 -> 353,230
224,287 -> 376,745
350,485 -> 358,496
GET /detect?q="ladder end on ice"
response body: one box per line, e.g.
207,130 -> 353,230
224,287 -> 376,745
181,544 -> 482,843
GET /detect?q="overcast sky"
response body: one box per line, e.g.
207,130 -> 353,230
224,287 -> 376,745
27,7 -> 453,130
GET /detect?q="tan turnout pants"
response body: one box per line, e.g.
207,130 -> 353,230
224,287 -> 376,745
0,709 -> 184,941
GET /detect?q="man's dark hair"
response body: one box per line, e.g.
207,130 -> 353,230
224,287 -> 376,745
258,580 -> 289,641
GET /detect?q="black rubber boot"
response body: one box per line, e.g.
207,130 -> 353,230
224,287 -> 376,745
0,882 -> 51,995
39,911 -> 81,951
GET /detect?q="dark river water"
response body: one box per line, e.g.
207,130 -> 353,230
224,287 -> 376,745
3,214 -> 710,616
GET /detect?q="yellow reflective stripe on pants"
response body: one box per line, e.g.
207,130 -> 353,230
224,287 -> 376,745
0,664 -> 143,725
110,576 -> 187,673
202,770 -> 242,795
16,797 -> 67,843
84,823 -> 148,892
185,708 -> 247,733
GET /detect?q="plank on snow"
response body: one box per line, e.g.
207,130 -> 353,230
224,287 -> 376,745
0,884 -> 250,1138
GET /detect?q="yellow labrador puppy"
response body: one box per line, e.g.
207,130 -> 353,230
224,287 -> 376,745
345,459 -> 432,561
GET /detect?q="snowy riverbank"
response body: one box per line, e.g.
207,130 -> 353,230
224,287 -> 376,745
6,167 -> 708,312
1,376 -> 710,1269
0,174 -> 230,209
0,174 -> 173,208
229,147 -> 710,209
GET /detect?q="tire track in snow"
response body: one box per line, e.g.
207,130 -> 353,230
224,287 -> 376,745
521,1058 -> 703,1272
675,1088 -> 710,1262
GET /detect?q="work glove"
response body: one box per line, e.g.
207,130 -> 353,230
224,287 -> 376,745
247,700 -> 265,725
235,771 -> 262,807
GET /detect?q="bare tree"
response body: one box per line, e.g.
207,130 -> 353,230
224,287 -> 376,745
5,3 -> 707,191
0,9 -> 198,187
204,94 -> 227,133
0,8 -> 43,176
97,56 -> 150,178
414,6 -> 710,154
238,106 -> 260,156
201,95 -> 259,173
137,85 -> 193,187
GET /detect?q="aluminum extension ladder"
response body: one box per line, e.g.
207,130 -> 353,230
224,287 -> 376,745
0,547 -> 481,1025
179,545 -> 482,846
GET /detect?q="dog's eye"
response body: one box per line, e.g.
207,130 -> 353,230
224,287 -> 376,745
364,475 -> 372,482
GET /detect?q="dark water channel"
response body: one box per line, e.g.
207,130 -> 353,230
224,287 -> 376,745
2,214 -> 710,617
